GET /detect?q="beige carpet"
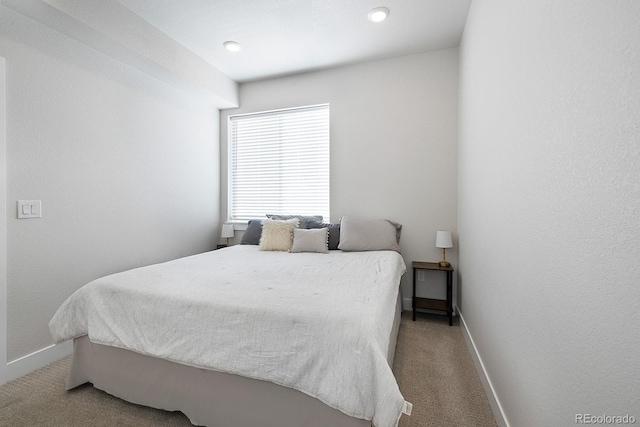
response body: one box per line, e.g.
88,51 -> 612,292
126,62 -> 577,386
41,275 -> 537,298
393,312 -> 497,427
0,312 -> 496,427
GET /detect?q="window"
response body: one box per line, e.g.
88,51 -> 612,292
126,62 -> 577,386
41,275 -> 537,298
228,104 -> 330,222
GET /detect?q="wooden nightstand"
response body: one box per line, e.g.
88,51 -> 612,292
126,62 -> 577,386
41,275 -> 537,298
412,261 -> 454,326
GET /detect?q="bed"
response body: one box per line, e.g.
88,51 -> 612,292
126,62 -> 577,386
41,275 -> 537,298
49,240 -> 407,427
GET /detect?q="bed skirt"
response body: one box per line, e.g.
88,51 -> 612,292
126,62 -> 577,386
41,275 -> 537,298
66,293 -> 403,427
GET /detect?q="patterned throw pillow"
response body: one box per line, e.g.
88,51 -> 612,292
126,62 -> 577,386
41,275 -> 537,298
259,219 -> 298,252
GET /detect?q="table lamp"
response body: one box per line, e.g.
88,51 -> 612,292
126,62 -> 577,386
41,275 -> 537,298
221,224 -> 235,246
436,230 -> 453,267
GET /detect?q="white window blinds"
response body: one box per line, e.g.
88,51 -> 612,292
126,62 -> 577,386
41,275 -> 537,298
229,104 -> 330,222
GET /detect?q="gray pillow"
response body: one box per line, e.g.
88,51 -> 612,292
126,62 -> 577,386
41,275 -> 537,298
337,216 -> 402,252
240,219 -> 263,245
307,220 -> 340,250
291,228 -> 329,254
266,214 -> 323,229
387,220 -> 403,243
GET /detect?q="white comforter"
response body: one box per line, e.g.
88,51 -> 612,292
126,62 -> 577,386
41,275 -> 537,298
50,245 -> 406,427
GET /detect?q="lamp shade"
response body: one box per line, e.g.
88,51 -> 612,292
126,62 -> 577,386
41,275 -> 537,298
435,230 -> 453,249
221,224 -> 235,239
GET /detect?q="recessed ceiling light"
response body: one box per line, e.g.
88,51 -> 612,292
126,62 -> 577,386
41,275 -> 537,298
368,7 -> 390,23
223,41 -> 241,52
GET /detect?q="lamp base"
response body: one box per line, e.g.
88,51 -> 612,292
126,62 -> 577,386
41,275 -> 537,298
439,261 -> 450,267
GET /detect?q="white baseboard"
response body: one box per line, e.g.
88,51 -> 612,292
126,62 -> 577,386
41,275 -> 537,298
0,340 -> 72,385
458,310 -> 509,427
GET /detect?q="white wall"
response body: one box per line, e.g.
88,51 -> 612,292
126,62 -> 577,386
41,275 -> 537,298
458,1 -> 640,426
221,49 -> 459,306
0,56 -> 7,376
0,6 -> 221,366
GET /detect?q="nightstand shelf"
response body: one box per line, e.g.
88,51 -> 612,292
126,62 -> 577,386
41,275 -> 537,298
412,261 -> 454,326
414,297 -> 448,312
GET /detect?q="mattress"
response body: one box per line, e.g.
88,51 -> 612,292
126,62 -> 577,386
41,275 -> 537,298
50,245 -> 407,427
66,289 -> 401,427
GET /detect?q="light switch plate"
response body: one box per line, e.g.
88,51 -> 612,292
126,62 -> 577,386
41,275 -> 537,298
17,200 -> 42,219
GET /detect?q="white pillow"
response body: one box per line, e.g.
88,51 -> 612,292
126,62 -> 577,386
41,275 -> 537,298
291,228 -> 329,254
337,216 -> 401,252
259,219 -> 298,252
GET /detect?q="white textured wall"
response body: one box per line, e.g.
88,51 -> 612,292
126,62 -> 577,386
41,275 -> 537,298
221,50 -> 459,304
458,1 -> 640,425
1,7 -> 220,361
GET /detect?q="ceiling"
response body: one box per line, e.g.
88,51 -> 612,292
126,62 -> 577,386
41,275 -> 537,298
116,0 -> 472,83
